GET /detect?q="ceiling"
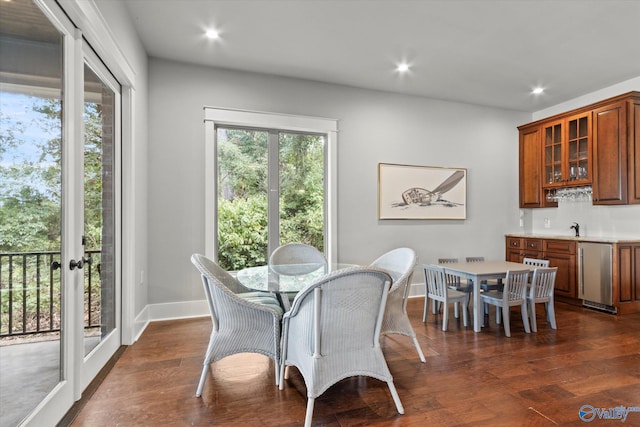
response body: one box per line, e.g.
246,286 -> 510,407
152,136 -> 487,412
121,0 -> 640,112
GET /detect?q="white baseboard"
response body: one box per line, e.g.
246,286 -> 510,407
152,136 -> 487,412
409,282 -> 426,298
131,300 -> 209,343
132,287 -> 426,343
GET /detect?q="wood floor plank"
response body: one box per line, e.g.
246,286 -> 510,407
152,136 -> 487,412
69,299 -> 640,426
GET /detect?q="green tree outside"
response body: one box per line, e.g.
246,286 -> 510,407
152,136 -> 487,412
217,129 -> 325,271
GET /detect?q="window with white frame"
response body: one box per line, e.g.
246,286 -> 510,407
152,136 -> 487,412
204,108 -> 337,270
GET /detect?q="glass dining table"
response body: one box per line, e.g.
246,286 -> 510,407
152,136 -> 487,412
236,263 -> 355,310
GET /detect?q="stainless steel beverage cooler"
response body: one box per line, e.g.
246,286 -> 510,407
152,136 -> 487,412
578,242 -> 615,313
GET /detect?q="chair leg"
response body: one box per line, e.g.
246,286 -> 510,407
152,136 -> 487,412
442,303 -> 449,331
496,305 -> 502,324
304,397 -> 315,427
529,301 -> 538,333
387,380 -> 405,415
547,300 -> 557,329
462,299 -> 469,327
411,335 -> 426,363
196,363 -> 210,397
521,302 -> 531,333
422,296 -> 429,322
454,300 -> 460,319
502,306 -> 511,337
278,363 -> 286,389
481,300 -> 486,327
196,337 -> 215,397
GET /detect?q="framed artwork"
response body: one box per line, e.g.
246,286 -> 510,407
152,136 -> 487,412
378,163 -> 467,220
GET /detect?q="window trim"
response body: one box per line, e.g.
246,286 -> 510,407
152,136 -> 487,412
203,107 -> 338,264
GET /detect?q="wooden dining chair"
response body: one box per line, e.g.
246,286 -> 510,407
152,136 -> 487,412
439,257 -> 471,318
528,267 -> 558,332
523,257 -> 550,267
480,269 -> 531,337
423,264 -> 469,331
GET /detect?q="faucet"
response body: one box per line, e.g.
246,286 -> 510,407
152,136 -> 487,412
570,222 -> 580,237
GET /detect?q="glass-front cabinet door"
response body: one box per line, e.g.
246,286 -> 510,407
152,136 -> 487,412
542,112 -> 591,188
566,113 -> 591,185
543,119 -> 564,186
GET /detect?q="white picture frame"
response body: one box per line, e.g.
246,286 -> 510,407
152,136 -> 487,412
378,163 -> 467,220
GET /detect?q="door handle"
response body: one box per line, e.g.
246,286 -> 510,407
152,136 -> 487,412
69,259 -> 84,270
69,256 -> 92,270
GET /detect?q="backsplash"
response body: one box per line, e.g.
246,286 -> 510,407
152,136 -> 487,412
525,201 -> 640,239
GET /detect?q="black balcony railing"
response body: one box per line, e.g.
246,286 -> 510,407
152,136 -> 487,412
0,250 -> 102,338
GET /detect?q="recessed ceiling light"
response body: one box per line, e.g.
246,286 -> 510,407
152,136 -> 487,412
532,87 -> 544,95
396,63 -> 410,73
205,29 -> 219,40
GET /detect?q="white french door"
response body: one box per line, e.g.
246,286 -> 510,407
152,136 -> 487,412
0,1 -> 121,425
78,42 -> 121,397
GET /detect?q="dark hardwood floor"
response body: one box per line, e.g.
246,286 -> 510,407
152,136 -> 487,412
69,298 -> 640,426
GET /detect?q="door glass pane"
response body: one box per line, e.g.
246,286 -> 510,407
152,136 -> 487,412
0,0 -> 64,424
278,133 -> 325,252
83,62 -> 117,355
216,128 -> 268,270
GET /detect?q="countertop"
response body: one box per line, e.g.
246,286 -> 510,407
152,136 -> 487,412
505,233 -> 640,244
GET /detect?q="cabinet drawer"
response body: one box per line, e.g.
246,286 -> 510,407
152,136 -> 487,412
507,238 -> 522,249
524,239 -> 542,251
544,239 -> 576,254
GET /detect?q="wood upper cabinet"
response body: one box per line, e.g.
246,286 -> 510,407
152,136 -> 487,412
542,112 -> 592,189
593,101 -> 627,204
518,91 -> 640,207
519,125 -> 549,208
592,94 -> 640,205
629,98 -> 640,204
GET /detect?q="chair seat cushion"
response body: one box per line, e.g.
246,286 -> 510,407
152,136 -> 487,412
238,292 -> 284,316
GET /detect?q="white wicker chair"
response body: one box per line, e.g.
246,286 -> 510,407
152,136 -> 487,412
423,264 -> 469,331
279,267 -> 404,427
371,247 -> 425,362
190,254 -> 284,397
269,242 -> 327,275
527,267 -> 558,332
480,269 -> 531,337
269,243 -> 327,307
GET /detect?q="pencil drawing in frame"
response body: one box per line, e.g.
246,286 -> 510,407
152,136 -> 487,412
378,163 -> 467,220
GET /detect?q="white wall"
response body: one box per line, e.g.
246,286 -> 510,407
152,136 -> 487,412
91,0 -> 150,333
147,58 -> 530,305
524,77 -> 640,239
